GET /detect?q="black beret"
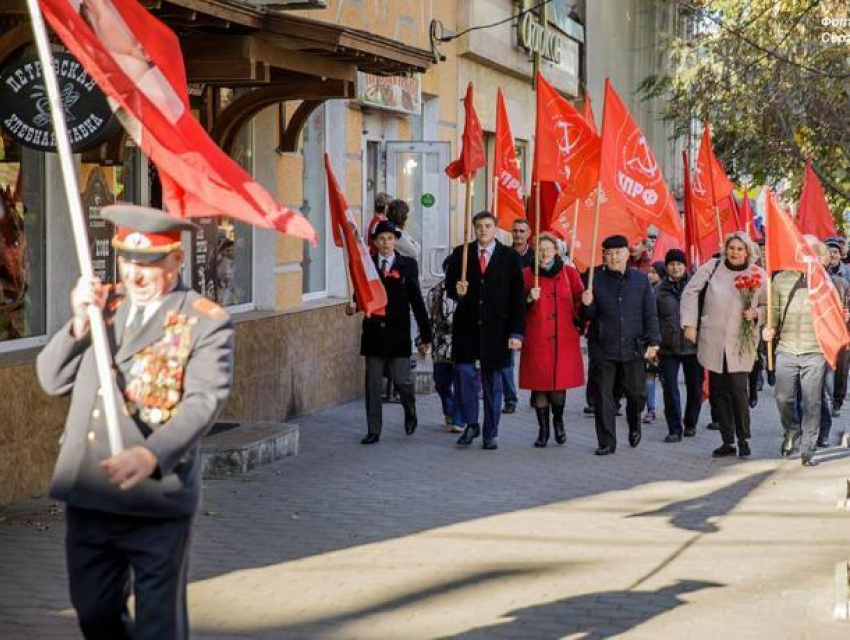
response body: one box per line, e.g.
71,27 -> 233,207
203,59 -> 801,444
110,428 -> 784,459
601,234 -> 629,249
371,220 -> 401,239
665,248 -> 687,265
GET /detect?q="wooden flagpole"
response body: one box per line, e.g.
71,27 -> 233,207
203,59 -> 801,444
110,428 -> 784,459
587,182 -> 603,290
25,0 -> 124,455
569,197 -> 580,264
764,210 -> 774,370
460,174 -> 473,283
534,181 -> 541,287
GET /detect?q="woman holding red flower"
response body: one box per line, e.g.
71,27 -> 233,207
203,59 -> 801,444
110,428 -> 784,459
681,232 -> 767,458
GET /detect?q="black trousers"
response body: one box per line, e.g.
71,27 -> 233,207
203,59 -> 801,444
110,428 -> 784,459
708,362 -> 751,445
585,359 -> 624,409
833,349 -> 850,408
65,506 -> 193,640
591,358 -> 645,450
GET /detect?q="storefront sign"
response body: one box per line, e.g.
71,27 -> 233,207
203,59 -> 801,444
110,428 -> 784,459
517,11 -> 562,63
0,52 -> 120,153
191,217 -> 219,301
421,193 -> 435,208
81,166 -> 116,283
357,73 -> 421,115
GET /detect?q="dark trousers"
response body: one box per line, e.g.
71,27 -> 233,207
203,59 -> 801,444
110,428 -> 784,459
365,356 -> 415,435
708,361 -> 751,445
834,349 -> 850,408
500,353 -> 518,406
586,360 -> 624,409
591,358 -> 645,450
65,506 -> 193,640
659,354 -> 703,436
433,361 -> 465,426
455,363 -> 503,442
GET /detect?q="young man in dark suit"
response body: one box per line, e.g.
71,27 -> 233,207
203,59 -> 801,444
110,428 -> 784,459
348,221 -> 432,444
445,211 -> 525,450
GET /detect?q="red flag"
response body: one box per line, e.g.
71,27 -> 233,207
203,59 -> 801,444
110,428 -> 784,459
764,190 -> 848,367
446,82 -> 485,180
683,150 -> 702,268
41,0 -> 316,243
533,73 -> 599,199
740,189 -> 761,240
798,161 -> 837,238
325,155 -> 386,317
583,93 -> 598,135
598,80 -> 682,239
650,231 -> 682,262
691,123 -> 734,241
493,89 -> 525,231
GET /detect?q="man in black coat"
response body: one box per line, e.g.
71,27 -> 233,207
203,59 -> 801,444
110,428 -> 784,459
348,221 -> 432,444
580,234 -> 660,455
445,211 -> 525,449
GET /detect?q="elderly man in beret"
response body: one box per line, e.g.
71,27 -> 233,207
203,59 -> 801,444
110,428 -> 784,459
37,205 -> 234,639
580,234 -> 661,455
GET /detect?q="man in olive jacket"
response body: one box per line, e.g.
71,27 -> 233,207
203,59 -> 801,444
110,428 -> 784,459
37,205 -> 234,639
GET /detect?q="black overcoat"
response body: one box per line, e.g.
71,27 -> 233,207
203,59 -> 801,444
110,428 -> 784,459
360,252 -> 432,358
445,240 -> 526,371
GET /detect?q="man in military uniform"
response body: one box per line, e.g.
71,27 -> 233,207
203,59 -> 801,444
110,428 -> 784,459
37,205 -> 234,639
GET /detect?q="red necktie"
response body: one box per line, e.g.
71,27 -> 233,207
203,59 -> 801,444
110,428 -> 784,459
479,248 -> 487,274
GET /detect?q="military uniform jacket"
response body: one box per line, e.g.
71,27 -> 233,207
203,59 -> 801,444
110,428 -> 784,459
36,284 -> 234,518
360,252 -> 432,358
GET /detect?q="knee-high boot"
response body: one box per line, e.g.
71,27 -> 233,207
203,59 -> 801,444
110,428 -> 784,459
534,407 -> 550,447
552,403 -> 566,444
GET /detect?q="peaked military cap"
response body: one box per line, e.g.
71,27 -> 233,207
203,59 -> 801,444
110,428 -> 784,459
103,204 -> 198,263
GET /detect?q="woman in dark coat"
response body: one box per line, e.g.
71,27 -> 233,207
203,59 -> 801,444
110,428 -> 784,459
519,233 -> 585,447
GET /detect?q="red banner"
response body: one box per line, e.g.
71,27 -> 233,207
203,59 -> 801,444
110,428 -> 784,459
445,82 -> 485,180
41,0 -> 316,242
764,190 -> 848,367
493,88 -> 525,231
798,161 -> 837,239
325,155 -> 386,317
691,123 -> 734,240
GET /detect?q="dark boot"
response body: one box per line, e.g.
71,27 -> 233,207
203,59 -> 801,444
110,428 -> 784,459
552,404 -> 566,444
534,407 -> 550,448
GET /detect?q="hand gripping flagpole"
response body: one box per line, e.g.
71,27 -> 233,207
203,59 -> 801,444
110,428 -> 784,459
26,0 -> 124,455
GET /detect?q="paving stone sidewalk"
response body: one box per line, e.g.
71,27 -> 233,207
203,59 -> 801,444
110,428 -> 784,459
2,378 -> 850,639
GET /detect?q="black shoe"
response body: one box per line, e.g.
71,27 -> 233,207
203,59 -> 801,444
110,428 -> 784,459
664,434 -> 682,443
816,439 -> 829,449
482,440 -> 498,450
360,434 -> 380,445
404,407 -> 418,435
738,440 -> 751,457
748,397 -> 758,409
683,425 -> 696,438
831,408 -> 841,418
502,402 -> 517,414
582,406 -> 595,416
801,454 -> 818,467
552,404 -> 566,445
628,430 -> 642,448
712,444 -> 736,458
766,370 -> 776,386
456,423 -> 481,446
595,446 -> 614,456
706,422 -> 720,431
780,432 -> 799,457
534,407 -> 550,448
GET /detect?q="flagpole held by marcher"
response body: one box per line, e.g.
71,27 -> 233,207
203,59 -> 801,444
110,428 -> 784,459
587,181 -> 602,290
461,174 -> 473,283
764,203 -> 774,371
569,197 -> 580,263
25,0 -> 124,455
534,181 -> 541,287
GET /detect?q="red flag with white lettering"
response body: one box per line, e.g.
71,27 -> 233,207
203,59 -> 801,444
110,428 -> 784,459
764,190 -> 848,367
798,161 -> 837,239
40,0 -> 316,243
493,89 -> 525,231
325,155 -> 386,317
598,79 -> 682,239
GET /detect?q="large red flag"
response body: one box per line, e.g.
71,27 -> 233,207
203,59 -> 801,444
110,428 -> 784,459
41,0 -> 316,243
650,231 -> 682,262
325,155 -> 386,317
683,150 -> 702,268
798,161 -> 837,239
493,89 -> 525,231
445,82 -> 485,180
691,123 -> 734,241
598,80 -> 682,240
740,189 -> 761,240
764,190 -> 848,367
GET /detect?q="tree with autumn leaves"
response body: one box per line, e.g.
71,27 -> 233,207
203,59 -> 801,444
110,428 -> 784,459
640,0 -> 849,218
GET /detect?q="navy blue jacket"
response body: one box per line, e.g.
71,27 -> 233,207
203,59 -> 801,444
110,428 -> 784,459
580,266 -> 660,362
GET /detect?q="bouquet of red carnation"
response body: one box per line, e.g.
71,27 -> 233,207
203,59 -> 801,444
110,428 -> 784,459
733,267 -> 763,354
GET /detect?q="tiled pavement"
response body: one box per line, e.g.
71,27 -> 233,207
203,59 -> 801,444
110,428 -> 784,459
2,375 -> 850,639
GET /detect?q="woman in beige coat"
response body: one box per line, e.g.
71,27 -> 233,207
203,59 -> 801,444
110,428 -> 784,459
681,233 -> 767,458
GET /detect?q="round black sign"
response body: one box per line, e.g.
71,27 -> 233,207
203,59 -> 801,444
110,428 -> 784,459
0,51 -> 120,153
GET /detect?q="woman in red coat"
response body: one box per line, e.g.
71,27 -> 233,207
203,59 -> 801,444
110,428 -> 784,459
520,233 -> 585,447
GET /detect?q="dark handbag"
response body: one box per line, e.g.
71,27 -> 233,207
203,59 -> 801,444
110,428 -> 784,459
696,259 -> 722,331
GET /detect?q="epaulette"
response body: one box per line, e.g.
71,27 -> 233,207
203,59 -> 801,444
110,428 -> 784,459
192,296 -> 227,320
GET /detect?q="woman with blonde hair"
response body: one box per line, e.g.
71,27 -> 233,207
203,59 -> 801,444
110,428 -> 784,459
681,232 -> 767,458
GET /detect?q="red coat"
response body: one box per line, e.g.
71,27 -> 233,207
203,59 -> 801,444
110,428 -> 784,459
519,262 -> 585,391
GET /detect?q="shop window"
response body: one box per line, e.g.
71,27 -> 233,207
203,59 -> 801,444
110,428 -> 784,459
0,133 -> 45,344
301,105 -> 327,296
